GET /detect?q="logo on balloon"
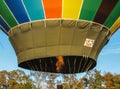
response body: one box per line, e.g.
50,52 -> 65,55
84,38 -> 95,48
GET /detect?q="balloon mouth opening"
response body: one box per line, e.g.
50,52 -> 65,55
18,56 -> 96,74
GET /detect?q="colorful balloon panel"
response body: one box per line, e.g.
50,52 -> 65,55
0,16 -> 10,32
0,0 -> 18,28
4,0 -> 30,24
62,0 -> 83,19
104,2 -> 120,28
23,0 -> 45,20
93,0 -> 119,24
43,0 -> 62,18
79,0 -> 102,21
110,17 -> 120,34
0,0 -> 120,33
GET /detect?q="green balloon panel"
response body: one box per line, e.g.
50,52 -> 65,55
0,0 -> 120,32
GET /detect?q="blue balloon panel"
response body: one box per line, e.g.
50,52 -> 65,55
23,0 -> 45,21
4,0 -> 30,24
0,16 -> 10,32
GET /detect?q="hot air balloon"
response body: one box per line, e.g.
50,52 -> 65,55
0,0 -> 120,74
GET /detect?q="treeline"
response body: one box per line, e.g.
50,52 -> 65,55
0,69 -> 120,89
0,70 -> 35,89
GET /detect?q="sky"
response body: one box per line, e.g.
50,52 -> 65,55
0,28 -> 120,75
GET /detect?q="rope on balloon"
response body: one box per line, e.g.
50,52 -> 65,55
73,56 -> 77,73
67,57 -> 71,73
77,57 -> 84,73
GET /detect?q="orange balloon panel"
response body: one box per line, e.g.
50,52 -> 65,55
43,0 -> 62,18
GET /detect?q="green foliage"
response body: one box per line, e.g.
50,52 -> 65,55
104,72 -> 120,89
0,69 -> 120,89
0,70 -> 36,89
61,70 -> 120,89
62,74 -> 85,89
86,69 -> 104,89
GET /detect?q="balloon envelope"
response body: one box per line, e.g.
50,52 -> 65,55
0,0 -> 120,73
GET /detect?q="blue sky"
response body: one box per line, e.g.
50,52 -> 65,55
0,29 -> 120,74
96,28 -> 120,74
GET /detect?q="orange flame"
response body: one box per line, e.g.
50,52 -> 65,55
56,56 -> 64,72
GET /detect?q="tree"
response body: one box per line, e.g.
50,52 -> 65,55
46,73 -> 57,89
104,72 -> 120,89
62,74 -> 85,89
0,70 -> 9,89
1,69 -> 120,89
79,69 -> 105,89
0,70 -> 36,89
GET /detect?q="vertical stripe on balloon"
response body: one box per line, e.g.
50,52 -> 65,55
0,16 -> 10,32
62,0 -> 83,20
93,0 -> 119,24
42,0 -> 62,19
104,1 -> 120,28
23,0 -> 45,21
79,0 -> 102,21
0,0 -> 18,27
110,17 -> 120,34
4,0 -> 30,24
0,25 -> 8,34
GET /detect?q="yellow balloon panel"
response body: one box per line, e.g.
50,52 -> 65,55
62,0 -> 83,19
110,17 -> 120,34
